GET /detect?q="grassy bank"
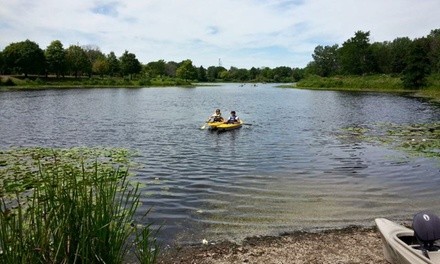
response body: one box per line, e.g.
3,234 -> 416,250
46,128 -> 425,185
0,147 -> 158,263
0,75 -> 193,90
294,74 -> 440,101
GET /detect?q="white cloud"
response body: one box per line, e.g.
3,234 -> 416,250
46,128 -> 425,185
1,0 -> 439,68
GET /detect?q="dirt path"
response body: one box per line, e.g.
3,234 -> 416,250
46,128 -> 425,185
158,226 -> 388,264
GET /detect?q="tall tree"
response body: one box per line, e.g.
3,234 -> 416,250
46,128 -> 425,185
165,61 -> 178,77
2,39 -> 45,77
82,45 -> 104,77
292,67 -> 305,81
45,40 -> 66,77
92,58 -> 109,77
312,44 -> 339,77
197,66 -> 207,82
106,52 -> 120,77
427,29 -> 440,74
119,50 -> 141,79
339,31 -> 372,75
402,38 -> 431,88
0,51 -> 4,74
65,45 -> 90,78
206,66 -> 219,81
389,37 -> 412,74
369,42 -> 390,74
273,66 -> 293,82
144,60 -> 166,78
176,59 -> 197,81
249,67 -> 260,80
260,67 -> 274,81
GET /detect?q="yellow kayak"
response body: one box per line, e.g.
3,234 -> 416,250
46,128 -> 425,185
216,120 -> 243,131
207,121 -> 224,130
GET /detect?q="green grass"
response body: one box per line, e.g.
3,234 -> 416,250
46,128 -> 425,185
0,75 -> 192,90
0,147 -> 159,263
296,74 -> 406,91
294,74 -> 440,102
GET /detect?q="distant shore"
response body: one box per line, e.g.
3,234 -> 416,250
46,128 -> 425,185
157,226 -> 388,264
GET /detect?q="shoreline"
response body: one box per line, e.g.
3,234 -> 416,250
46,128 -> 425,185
157,226 -> 388,264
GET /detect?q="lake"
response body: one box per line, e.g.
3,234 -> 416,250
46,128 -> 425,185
1,83 -> 440,245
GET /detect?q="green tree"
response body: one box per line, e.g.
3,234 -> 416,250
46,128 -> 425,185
197,66 -> 207,82
273,66 -> 293,82
389,37 -> 412,74
292,67 -> 305,81
45,40 -> 66,77
165,61 -> 178,77
260,67 -> 274,81
339,31 -> 372,75
120,50 -> 141,79
402,38 -> 431,88
369,42 -> 390,74
93,57 -> 109,77
106,52 -> 120,77
227,67 -> 249,82
83,45 -> 104,77
0,50 -> 4,74
65,45 -> 91,78
311,44 -> 339,77
176,59 -> 197,81
207,66 -> 219,81
427,29 -> 440,74
144,60 -> 166,78
249,67 -> 260,80
2,39 -> 45,77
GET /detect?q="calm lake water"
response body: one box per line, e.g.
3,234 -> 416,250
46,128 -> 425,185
1,83 -> 440,245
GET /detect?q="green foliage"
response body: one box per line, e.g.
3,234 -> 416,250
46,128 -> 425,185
2,40 -> 45,77
143,60 -> 166,78
93,57 -> 110,77
311,44 -> 339,77
120,51 -> 142,79
427,29 -> 440,74
339,31 -> 373,75
0,147 -> 159,263
338,123 -> 440,160
402,38 -> 431,88
297,74 -> 403,90
65,45 -> 91,78
45,40 -> 67,77
107,51 -> 121,77
176,59 -> 197,81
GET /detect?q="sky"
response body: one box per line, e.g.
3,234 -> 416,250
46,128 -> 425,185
1,0 -> 440,69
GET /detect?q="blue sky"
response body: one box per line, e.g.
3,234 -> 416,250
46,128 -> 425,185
1,0 -> 439,69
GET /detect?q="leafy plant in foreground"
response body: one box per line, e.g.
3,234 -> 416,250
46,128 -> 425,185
0,148 -> 159,263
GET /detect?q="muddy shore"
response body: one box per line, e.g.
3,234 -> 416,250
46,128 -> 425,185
157,226 -> 388,264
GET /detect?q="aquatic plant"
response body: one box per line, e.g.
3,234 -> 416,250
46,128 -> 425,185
0,147 -> 159,263
338,123 -> 440,160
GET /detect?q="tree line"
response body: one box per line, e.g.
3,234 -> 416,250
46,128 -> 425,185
0,40 -> 302,83
0,28 -> 439,86
306,29 -> 440,88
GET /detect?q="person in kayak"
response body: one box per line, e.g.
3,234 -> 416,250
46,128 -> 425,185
225,111 -> 240,124
209,109 -> 224,122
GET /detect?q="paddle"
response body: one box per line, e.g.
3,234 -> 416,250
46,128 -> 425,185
200,119 -> 211,129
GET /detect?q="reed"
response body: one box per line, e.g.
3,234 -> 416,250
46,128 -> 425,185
0,148 -> 159,263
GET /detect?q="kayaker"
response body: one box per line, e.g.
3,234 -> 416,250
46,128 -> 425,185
225,111 -> 240,124
209,109 -> 224,122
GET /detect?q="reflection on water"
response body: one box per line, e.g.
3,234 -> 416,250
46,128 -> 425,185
1,84 -> 440,244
